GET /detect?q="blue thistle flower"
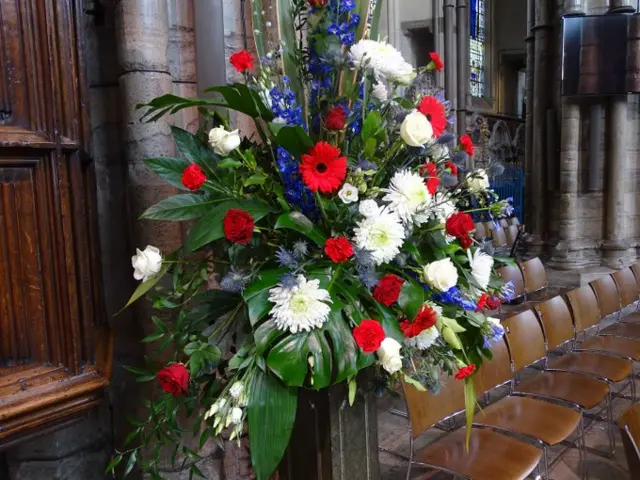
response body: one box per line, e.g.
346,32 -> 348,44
436,132 -> 456,145
354,248 -> 376,270
220,267 -> 249,293
279,273 -> 299,290
276,247 -> 299,269
358,266 -> 379,290
293,241 -> 308,258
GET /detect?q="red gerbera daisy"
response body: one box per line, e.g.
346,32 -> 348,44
420,161 -> 440,195
300,141 -> 347,193
417,96 -> 447,138
428,52 -> 444,72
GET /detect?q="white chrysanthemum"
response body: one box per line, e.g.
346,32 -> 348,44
430,193 -> 457,223
348,40 -> 411,81
405,326 -> 440,350
268,275 -> 332,333
468,248 -> 494,295
383,170 -> 432,225
354,204 -> 406,265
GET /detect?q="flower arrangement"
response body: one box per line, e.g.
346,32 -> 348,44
112,1 -> 515,478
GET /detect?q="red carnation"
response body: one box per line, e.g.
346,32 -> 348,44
400,305 -> 438,338
157,363 -> 189,396
181,163 -> 207,191
476,293 -> 489,312
223,209 -> 255,245
229,50 -> 255,72
308,0 -> 328,6
417,96 -> 447,138
455,364 -> 476,380
445,161 -> 458,176
420,161 -> 440,195
325,106 -> 346,131
487,296 -> 502,310
428,52 -> 444,72
459,233 -> 473,250
372,274 -> 405,307
353,319 -> 386,353
445,212 -> 475,239
300,141 -> 347,193
325,236 -> 354,263
459,134 -> 474,156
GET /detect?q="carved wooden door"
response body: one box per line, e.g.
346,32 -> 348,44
0,0 -> 111,447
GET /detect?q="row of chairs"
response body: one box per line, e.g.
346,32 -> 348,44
398,263 -> 640,480
475,221 -> 522,251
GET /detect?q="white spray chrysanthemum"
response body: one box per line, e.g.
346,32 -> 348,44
353,202 -> 406,265
468,248 -> 494,295
405,326 -> 441,350
348,40 -> 411,81
268,275 -> 332,334
383,170 -> 432,225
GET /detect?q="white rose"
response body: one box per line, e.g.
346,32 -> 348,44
208,127 -> 241,156
423,258 -> 458,292
376,337 -> 403,374
132,246 -> 162,282
359,199 -> 381,217
231,407 -> 243,425
400,110 -> 434,147
466,168 -> 490,192
229,382 -> 244,399
371,82 -> 388,101
338,183 -> 359,204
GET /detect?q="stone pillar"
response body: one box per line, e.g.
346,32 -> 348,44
443,0 -> 457,114
529,0 -> 552,247
609,0 -> 636,13
433,0 -> 446,88
456,0 -> 468,138
524,0 -> 535,229
603,97 -> 634,267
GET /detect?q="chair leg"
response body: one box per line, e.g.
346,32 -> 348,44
606,391 -> 616,457
543,446 -> 550,480
579,414 -> 587,480
406,426 -> 413,480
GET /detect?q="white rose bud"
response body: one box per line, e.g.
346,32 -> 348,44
371,82 -> 388,102
229,382 -> 244,399
423,258 -> 459,292
466,168 -> 490,193
400,110 -> 434,147
376,338 -> 403,374
208,127 -> 241,156
131,246 -> 162,282
231,407 -> 243,425
338,183 -> 359,204
358,199 -> 380,218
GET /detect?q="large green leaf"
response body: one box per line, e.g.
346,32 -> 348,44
186,200 -> 277,251
137,94 -> 224,123
271,125 -> 314,158
274,212 -> 327,246
186,290 -> 242,326
205,84 -> 273,120
171,126 -> 219,178
243,269 -> 288,325
141,194 -> 219,221
374,304 -> 404,342
249,0 -> 267,59
397,277 -> 425,319
248,370 -> 297,480
144,156 -> 191,190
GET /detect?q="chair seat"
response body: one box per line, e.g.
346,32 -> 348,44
515,371 -> 609,410
416,427 -> 542,480
474,395 -> 580,446
599,322 -> 640,339
621,311 -> 640,323
549,352 -> 632,383
580,336 -> 640,361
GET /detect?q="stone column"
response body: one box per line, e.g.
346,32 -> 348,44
529,0 -> 552,247
443,0 -> 457,113
524,0 -> 535,228
456,0 -> 468,138
433,0 -> 446,88
609,0 -> 636,13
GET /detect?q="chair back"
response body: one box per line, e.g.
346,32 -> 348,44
402,374 -> 466,439
631,263 -> 640,290
519,257 -> 548,294
473,336 -> 512,394
499,218 -> 509,229
612,267 -> 639,308
534,296 -> 574,349
497,265 -> 526,301
589,275 -> 621,318
505,225 -> 519,247
619,402 -> 640,478
566,286 -> 602,332
501,310 -> 547,372
474,222 -> 487,240
491,227 -> 507,248
508,217 -> 520,226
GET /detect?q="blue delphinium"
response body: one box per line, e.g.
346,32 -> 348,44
483,319 -> 505,349
432,287 -> 477,311
499,281 -> 516,302
276,147 -> 317,216
269,86 -> 304,127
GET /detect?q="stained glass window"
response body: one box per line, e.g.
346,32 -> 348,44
469,0 -> 486,97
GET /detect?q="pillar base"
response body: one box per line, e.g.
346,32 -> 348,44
278,369 -> 380,480
601,239 -> 635,269
608,6 -> 636,14
547,238 -> 602,270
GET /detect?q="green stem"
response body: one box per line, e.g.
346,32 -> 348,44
314,192 -> 330,225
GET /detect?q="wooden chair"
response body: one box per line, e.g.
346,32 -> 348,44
592,274 -> 640,339
401,377 -> 543,480
631,263 -> 640,291
566,285 -> 640,362
491,226 -> 508,249
502,310 -> 613,458
509,217 -> 521,226
473,338 -> 582,479
499,218 -> 509,229
497,265 -> 526,303
505,225 -> 519,247
619,402 -> 640,478
612,267 -> 640,323
474,222 -> 488,241
519,257 -> 548,298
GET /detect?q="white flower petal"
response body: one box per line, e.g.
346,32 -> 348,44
268,275 -> 332,333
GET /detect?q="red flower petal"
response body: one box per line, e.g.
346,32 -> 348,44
324,236 -> 354,263
300,141 -> 347,193
353,319 -> 386,353
417,96 -> 447,138
229,50 -> 255,72
372,274 -> 405,307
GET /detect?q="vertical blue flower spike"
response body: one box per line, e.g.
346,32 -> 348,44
432,287 -> 477,311
276,147 -> 318,217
